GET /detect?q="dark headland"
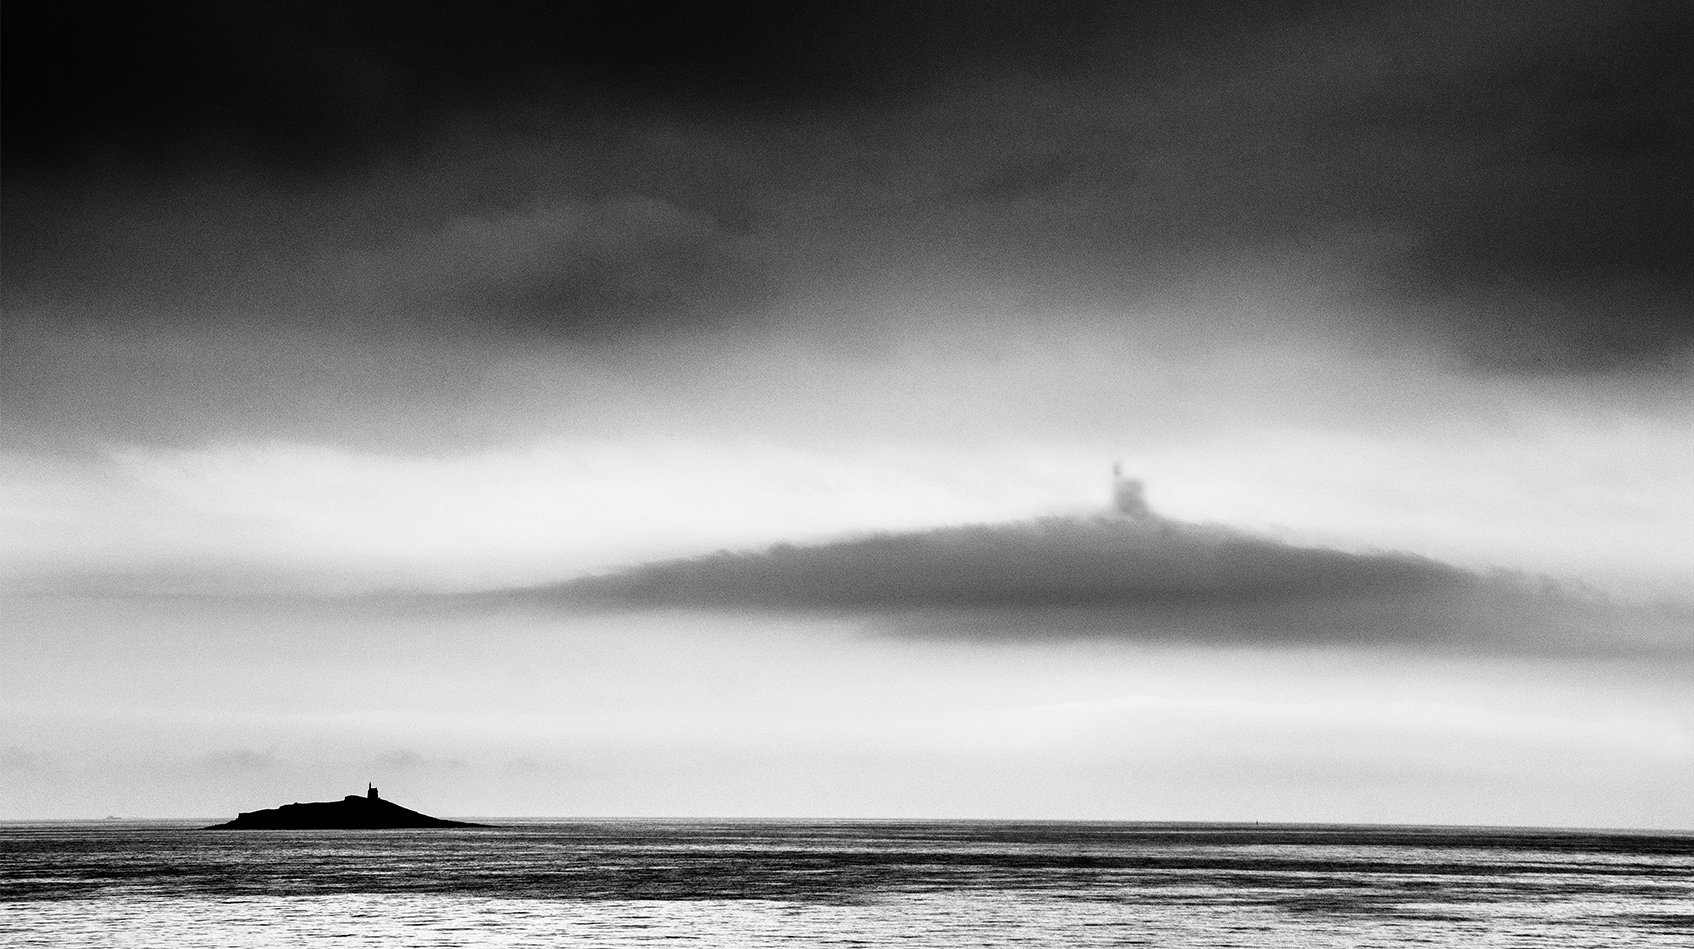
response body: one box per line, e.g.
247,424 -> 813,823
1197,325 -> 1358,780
205,785 -> 487,829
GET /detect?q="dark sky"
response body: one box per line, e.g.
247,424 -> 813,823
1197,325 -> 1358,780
6,0 -> 1690,379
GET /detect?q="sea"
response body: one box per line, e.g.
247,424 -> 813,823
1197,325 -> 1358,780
2,820 -> 1690,947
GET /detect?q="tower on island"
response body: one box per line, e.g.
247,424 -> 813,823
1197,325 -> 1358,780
1112,464 -> 1151,519
368,784 -> 379,800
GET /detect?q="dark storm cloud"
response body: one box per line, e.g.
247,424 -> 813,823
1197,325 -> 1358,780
4,0 -> 1689,372
1350,6 -> 1694,369
1,0 -> 1167,173
318,196 -> 770,334
489,515 -> 1688,653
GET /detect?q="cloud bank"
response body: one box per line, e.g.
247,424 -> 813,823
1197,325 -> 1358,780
493,514 -> 1687,653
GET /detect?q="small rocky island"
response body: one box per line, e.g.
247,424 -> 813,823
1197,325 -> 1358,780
206,785 -> 486,829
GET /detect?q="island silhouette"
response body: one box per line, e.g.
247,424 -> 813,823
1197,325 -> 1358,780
205,785 -> 487,829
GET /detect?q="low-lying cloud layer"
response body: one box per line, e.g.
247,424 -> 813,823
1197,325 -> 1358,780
495,514 -> 1687,653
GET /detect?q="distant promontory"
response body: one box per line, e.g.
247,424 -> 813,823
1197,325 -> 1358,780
205,785 -> 486,829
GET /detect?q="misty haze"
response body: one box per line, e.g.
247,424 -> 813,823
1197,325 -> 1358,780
3,1 -> 1691,946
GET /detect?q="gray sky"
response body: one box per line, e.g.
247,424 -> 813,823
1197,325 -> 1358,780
2,0 -> 1691,824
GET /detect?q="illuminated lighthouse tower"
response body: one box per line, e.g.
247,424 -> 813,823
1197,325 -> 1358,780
1111,463 -> 1151,519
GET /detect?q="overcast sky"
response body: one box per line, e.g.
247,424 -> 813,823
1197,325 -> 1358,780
3,0 -> 1691,824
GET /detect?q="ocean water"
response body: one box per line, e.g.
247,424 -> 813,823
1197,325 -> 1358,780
2,820 -> 1690,947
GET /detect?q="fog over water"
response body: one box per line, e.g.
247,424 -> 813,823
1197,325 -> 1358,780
2,0 -> 1691,825
5,594 -> 1691,827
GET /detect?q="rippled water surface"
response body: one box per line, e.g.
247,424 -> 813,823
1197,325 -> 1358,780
3,820 -> 1690,947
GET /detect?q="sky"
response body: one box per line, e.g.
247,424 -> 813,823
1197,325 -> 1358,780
3,0 -> 1692,825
